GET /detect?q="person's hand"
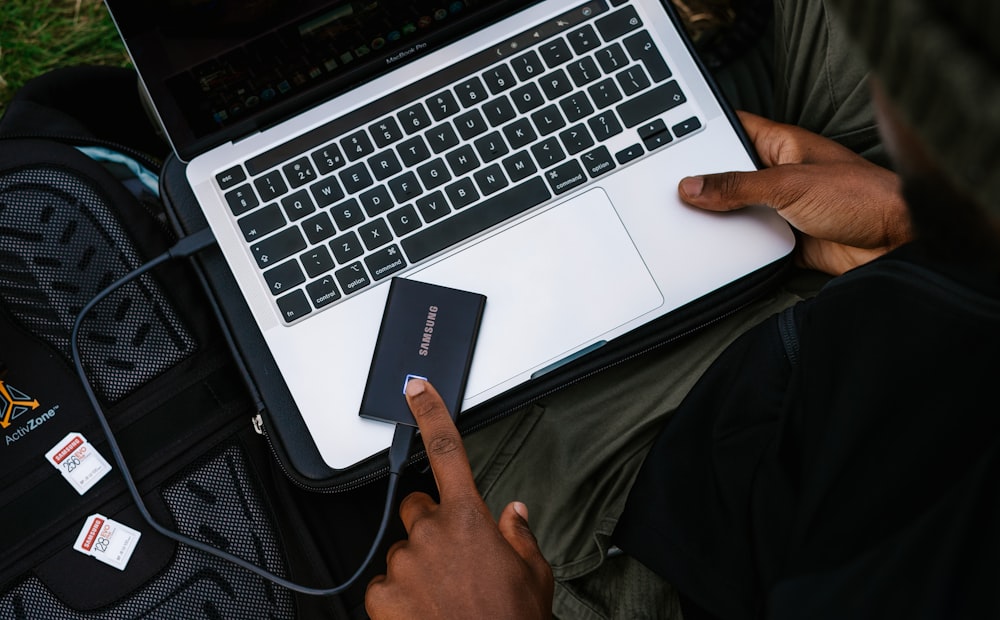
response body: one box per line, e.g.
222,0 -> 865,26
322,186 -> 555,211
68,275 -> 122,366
365,379 -> 554,619
679,111 -> 913,275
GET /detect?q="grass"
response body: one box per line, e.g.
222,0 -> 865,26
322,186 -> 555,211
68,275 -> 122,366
0,0 -> 129,115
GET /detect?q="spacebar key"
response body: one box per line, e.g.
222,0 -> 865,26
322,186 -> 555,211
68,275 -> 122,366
402,177 -> 551,263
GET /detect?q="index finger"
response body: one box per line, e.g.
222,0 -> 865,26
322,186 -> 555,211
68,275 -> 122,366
404,378 -> 478,500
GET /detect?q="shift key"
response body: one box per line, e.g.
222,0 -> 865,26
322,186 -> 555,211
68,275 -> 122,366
616,81 -> 686,128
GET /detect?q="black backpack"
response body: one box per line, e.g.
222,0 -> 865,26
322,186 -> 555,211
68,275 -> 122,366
0,65 -> 426,620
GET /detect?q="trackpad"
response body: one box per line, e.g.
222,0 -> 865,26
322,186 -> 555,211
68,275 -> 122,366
411,188 -> 663,398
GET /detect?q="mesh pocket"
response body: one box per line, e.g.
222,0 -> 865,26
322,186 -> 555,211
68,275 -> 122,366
0,443 -> 296,619
0,165 -> 195,402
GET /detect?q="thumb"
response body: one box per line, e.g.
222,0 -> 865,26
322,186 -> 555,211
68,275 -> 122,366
679,167 -> 805,213
498,502 -> 548,570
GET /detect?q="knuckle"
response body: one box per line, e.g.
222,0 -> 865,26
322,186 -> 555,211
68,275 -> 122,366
427,434 -> 461,457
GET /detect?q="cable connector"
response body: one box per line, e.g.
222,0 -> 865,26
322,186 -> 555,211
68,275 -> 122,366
168,227 -> 216,258
388,423 -> 416,475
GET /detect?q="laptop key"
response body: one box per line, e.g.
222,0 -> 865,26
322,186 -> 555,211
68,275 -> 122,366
216,165 -> 246,190
331,198 -> 366,231
445,177 -> 480,209
595,43 -> 629,74
567,57 -> 601,87
617,80 -> 686,127
283,158 -> 316,189
511,82 -> 545,113
416,191 -> 452,223
365,245 -> 407,281
280,189 -> 316,222
473,164 -> 509,196
255,171 -> 288,201
312,143 -> 346,174
502,150 -> 538,182
300,246 -> 335,278
616,65 -> 651,96
672,116 -> 703,138
560,93 -> 595,123
540,68 -> 573,100
427,123 -> 460,154
225,184 -> 259,216
388,171 -> 422,203
474,131 -> 510,162
397,135 -> 431,166
532,137 -> 567,168
581,145 -> 617,178
301,211 -> 336,244
623,31 -> 672,82
339,162 -> 374,194
503,118 -> 537,149
399,102 -> 433,134
358,218 -> 393,250
567,24 -> 600,55
402,177 -> 551,263
539,37 -> 572,68
416,158 -> 452,190
588,111 -> 624,140
306,276 -> 341,309
559,124 -> 596,155
532,104 -> 567,136
596,5 -> 643,41
342,130 -> 374,160
511,49 -> 544,81
238,203 -> 284,241
426,91 -> 460,122
277,290 -> 312,322
251,227 -> 307,269
588,78 -> 624,108
335,262 -> 371,295
455,76 -> 489,108
370,117 -> 403,148
330,230 -> 364,263
310,176 -> 345,207
483,95 -> 517,127
545,159 -> 587,195
482,65 -> 517,95
615,143 -> 644,164
387,205 -> 422,236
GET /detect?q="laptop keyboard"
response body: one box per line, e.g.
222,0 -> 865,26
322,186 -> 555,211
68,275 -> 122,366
214,1 -> 703,324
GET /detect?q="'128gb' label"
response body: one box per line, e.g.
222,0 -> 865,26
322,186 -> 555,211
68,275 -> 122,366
73,513 -> 142,570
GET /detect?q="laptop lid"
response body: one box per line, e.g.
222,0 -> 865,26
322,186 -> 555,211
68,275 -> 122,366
106,1 -> 542,161
108,0 -> 796,478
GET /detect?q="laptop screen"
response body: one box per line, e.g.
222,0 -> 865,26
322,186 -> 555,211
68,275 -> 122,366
107,0 -> 540,160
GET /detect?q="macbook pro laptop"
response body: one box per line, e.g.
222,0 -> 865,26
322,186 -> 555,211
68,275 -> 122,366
105,0 -> 795,475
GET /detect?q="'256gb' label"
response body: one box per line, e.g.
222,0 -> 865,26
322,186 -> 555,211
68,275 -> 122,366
44,432 -> 111,495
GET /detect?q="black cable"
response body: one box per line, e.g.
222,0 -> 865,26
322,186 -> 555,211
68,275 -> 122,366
70,228 -> 416,596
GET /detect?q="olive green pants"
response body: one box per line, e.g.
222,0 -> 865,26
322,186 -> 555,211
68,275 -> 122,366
462,1 -> 881,617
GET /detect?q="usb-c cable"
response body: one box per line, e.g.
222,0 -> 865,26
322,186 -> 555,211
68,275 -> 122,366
70,227 -> 415,596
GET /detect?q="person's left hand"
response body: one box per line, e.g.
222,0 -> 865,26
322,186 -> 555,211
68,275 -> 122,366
365,379 -> 554,619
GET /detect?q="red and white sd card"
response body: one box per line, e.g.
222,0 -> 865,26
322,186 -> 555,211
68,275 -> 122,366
73,514 -> 142,571
44,432 -> 112,495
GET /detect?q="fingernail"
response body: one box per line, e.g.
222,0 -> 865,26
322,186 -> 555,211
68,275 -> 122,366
405,377 -> 426,397
512,501 -> 529,521
680,176 -> 704,198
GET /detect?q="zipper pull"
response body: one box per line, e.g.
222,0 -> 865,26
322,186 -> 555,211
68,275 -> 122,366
251,413 -> 265,435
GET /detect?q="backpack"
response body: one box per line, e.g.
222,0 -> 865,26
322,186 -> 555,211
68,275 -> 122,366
0,65 -> 403,620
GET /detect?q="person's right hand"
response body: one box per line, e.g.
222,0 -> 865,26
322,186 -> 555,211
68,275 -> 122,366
679,111 -> 913,276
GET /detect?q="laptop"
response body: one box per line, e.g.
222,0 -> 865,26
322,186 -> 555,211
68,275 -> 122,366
106,0 -> 794,474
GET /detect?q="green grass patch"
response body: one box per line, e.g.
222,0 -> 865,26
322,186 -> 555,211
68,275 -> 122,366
1,0 -> 129,114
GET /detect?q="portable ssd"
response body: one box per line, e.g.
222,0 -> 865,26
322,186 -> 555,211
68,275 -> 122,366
359,277 -> 486,427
